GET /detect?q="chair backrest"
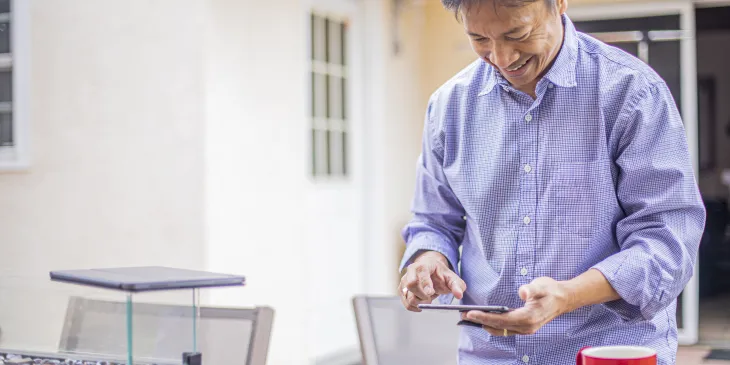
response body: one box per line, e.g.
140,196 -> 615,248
352,296 -> 460,365
59,297 -> 274,365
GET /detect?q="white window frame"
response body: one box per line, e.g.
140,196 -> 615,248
308,3 -> 354,181
569,0 -> 699,345
0,0 -> 30,171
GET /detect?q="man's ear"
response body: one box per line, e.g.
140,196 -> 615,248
556,0 -> 568,15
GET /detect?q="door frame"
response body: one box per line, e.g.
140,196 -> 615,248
568,1 -> 700,346
302,0 -> 372,362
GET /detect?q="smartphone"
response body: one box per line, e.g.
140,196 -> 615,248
417,304 -> 511,329
456,320 -> 484,328
417,304 -> 512,313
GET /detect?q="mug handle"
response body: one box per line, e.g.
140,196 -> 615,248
576,346 -> 591,365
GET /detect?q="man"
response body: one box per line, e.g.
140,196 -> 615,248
397,0 -> 706,364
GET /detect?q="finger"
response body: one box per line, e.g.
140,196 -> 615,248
403,291 -> 422,312
398,278 -> 423,311
481,324 -> 513,336
431,276 -> 452,295
463,310 -> 487,325
404,291 -> 438,312
406,265 -> 435,300
431,266 -> 466,299
460,313 -> 515,336
464,310 -> 520,331
406,290 -> 439,308
400,292 -> 412,311
481,325 -> 500,336
403,268 -> 422,299
416,264 -> 436,297
473,308 -> 539,334
398,283 -> 412,310
519,284 -> 532,302
519,280 -> 547,302
444,272 -> 466,299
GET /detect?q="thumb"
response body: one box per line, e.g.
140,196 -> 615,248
519,282 -> 543,302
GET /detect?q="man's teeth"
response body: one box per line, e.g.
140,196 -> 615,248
507,59 -> 528,72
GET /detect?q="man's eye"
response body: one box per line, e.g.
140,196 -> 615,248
474,37 -> 488,43
506,34 -> 529,41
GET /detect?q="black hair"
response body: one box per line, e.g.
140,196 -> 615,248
442,0 -> 556,18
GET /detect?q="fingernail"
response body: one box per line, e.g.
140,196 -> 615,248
424,286 -> 434,295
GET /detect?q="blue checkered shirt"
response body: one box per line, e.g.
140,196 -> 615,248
400,15 -> 705,365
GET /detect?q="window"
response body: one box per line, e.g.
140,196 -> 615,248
310,12 -> 348,177
0,0 -> 28,169
0,0 -> 12,148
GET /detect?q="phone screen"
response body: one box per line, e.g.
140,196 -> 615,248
417,304 -> 511,313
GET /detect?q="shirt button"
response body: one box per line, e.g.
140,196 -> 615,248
548,83 -> 554,89
520,267 -> 528,276
525,114 -> 533,122
523,216 -> 531,225
522,355 -> 530,363
524,164 -> 532,173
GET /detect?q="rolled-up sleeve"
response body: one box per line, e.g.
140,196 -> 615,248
400,97 -> 466,285
592,82 -> 706,321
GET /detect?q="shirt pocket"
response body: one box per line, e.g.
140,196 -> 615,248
545,160 -> 612,237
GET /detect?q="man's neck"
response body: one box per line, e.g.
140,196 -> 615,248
516,81 -> 539,99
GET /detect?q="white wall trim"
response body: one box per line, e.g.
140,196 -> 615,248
678,1 -> 700,346
303,0 -> 372,362
694,0 -> 730,7
568,0 -> 692,20
569,0 -> 701,346
361,0 -> 392,296
0,0 -> 31,171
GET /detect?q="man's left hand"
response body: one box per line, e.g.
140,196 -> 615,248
462,277 -> 573,336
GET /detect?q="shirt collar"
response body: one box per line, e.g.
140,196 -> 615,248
479,67 -> 500,96
479,14 -> 579,96
543,14 -> 579,88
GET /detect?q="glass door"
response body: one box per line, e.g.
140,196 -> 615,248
569,1 -> 699,345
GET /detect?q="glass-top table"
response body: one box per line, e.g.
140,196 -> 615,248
0,268 -> 247,365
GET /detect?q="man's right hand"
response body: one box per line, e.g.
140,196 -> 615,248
398,251 -> 467,312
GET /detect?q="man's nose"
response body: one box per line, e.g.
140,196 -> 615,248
488,42 -> 519,70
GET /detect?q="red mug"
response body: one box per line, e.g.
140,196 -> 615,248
576,346 -> 657,365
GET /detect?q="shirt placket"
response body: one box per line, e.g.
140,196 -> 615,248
515,98 -> 540,363
515,101 -> 538,283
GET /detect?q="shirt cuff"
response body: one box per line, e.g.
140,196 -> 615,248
399,231 -> 461,304
591,249 -> 666,321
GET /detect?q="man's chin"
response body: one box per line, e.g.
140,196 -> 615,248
504,75 -> 536,89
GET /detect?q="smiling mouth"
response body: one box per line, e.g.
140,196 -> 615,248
506,57 -> 531,72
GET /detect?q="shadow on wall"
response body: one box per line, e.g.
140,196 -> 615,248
397,223 -> 407,283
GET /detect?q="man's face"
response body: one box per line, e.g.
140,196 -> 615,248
461,0 -> 567,93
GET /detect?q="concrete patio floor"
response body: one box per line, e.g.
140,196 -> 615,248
679,346 -> 730,364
